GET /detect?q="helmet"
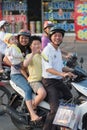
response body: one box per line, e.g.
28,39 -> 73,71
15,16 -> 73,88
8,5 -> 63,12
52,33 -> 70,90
43,21 -> 54,30
18,29 -> 31,37
0,20 -> 9,28
49,25 -> 65,38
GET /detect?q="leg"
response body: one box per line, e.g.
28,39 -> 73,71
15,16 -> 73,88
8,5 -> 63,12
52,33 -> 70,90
26,100 -> 41,121
58,80 -> 72,100
30,82 -> 47,109
11,74 -> 41,121
42,78 -> 60,130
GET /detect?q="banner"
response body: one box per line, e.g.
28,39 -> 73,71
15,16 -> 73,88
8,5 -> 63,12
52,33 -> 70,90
74,0 -> 87,40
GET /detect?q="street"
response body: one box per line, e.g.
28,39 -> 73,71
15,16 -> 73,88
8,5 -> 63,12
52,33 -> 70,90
0,42 -> 87,130
0,114 -> 17,130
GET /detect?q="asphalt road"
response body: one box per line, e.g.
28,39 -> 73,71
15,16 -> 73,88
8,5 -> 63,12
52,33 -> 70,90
0,42 -> 87,130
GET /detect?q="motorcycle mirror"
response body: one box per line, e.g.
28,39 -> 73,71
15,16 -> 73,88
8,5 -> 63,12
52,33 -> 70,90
80,57 -> 84,68
80,57 -> 84,64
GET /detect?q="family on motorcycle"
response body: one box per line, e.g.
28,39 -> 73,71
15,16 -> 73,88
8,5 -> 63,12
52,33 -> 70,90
1,19 -> 77,130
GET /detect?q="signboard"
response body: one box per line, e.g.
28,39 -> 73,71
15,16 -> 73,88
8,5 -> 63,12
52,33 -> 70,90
3,14 -> 27,32
2,1 -> 27,11
74,0 -> 87,40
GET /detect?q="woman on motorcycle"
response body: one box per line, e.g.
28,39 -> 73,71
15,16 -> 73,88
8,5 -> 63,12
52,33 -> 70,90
41,25 -> 76,130
3,29 -> 42,123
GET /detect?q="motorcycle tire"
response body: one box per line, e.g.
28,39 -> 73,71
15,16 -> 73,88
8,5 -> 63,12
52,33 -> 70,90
10,96 -> 32,130
0,85 -> 11,115
10,97 -> 46,130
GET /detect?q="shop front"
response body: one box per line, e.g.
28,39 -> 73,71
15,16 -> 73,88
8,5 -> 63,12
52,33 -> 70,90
1,0 -> 28,33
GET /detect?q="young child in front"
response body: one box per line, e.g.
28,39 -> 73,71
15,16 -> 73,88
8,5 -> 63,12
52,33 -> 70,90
4,33 -> 28,79
23,35 -> 47,109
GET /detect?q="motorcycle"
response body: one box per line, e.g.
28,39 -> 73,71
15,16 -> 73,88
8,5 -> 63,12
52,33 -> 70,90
0,76 -> 11,115
2,55 -> 87,130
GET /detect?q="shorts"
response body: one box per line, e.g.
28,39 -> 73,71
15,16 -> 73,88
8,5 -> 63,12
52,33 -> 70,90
30,81 -> 43,94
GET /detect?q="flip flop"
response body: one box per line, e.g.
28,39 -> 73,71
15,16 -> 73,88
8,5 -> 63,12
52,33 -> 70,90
30,117 -> 43,128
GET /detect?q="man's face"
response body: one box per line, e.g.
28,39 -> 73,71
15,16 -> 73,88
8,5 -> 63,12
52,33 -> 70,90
51,32 -> 63,46
45,27 -> 52,34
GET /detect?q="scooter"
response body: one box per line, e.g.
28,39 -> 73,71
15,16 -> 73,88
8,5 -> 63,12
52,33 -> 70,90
2,56 -> 87,130
0,75 -> 11,116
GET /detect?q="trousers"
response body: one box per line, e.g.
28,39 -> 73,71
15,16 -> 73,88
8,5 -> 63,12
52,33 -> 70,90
42,78 -> 72,130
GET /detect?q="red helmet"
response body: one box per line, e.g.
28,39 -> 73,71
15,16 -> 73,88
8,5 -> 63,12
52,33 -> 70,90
43,21 -> 54,30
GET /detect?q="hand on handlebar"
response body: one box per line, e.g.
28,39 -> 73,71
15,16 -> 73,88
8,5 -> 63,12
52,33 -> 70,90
63,72 -> 77,79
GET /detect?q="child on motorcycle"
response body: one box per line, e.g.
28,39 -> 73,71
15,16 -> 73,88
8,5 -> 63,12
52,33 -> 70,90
23,35 -> 47,109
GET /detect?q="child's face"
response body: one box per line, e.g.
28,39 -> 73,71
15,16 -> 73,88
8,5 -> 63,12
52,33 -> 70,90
30,40 -> 41,53
9,36 -> 17,45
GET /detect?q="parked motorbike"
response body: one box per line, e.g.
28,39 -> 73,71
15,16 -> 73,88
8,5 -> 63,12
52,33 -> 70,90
0,62 -> 11,115
0,77 -> 11,115
2,55 -> 87,130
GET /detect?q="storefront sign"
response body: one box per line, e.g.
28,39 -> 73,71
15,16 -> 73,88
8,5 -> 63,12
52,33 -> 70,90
2,2 -> 27,11
45,11 -> 74,20
48,1 -> 74,10
74,0 -> 87,40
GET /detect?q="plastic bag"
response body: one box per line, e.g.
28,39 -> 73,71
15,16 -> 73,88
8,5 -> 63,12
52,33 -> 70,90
53,103 -> 80,130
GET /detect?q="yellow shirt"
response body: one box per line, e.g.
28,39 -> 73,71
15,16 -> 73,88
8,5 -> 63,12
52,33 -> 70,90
27,53 -> 42,82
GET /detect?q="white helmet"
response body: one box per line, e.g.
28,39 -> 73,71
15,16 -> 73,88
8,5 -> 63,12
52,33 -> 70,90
0,20 -> 9,28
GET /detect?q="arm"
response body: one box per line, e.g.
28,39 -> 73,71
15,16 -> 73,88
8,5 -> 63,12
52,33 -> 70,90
3,56 -> 12,66
47,68 -> 76,79
23,53 -> 34,67
46,68 -> 75,78
23,45 -> 39,67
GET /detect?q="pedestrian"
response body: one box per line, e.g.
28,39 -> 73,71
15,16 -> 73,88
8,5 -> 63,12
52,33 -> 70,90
0,20 -> 10,73
41,25 -> 77,130
3,29 -> 42,124
23,35 -> 47,109
41,21 -> 54,50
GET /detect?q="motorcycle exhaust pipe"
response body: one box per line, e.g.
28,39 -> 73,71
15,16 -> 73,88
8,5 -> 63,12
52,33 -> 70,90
3,105 -> 28,125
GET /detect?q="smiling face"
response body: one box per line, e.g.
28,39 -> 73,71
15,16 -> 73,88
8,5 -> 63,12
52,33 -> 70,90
30,40 -> 41,53
50,32 -> 63,48
19,35 -> 29,46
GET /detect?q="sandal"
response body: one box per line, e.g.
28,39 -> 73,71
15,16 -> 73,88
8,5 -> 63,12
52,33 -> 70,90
29,117 -> 43,128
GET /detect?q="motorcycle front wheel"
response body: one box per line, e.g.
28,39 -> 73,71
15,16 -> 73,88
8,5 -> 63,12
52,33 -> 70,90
0,85 -> 11,115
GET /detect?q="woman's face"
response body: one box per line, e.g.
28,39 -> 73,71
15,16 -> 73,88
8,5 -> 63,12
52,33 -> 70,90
19,35 -> 29,46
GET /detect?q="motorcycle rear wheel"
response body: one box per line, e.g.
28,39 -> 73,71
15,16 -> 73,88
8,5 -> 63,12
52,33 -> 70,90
0,85 -> 11,115
10,97 -> 46,130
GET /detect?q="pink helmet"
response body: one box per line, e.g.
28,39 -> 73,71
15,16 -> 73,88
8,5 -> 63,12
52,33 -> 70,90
43,21 -> 54,30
